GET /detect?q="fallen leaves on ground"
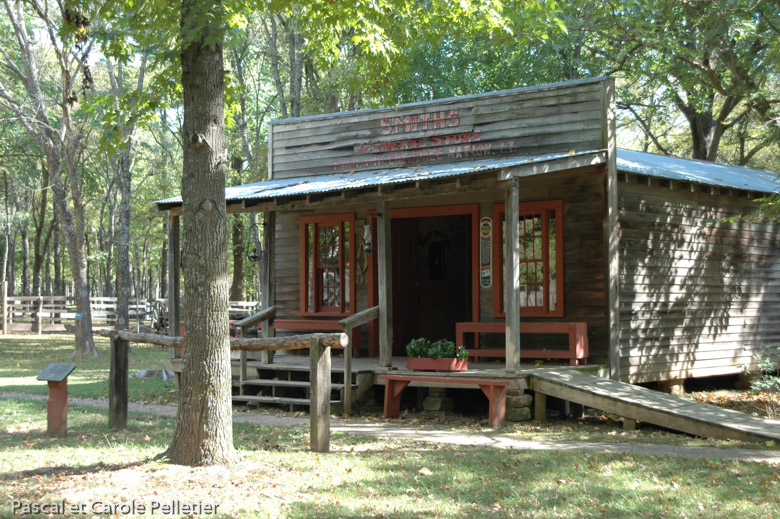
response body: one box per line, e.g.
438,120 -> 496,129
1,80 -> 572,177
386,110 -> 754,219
685,390 -> 780,419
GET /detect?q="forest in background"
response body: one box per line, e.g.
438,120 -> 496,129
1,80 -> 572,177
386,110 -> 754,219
1,0 -> 779,315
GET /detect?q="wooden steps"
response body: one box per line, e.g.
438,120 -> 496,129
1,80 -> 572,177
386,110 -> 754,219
232,395 -> 341,406
531,369 -> 780,444
232,355 -> 374,412
242,378 -> 354,391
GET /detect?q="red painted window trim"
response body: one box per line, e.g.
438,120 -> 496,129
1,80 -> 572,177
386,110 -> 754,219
493,200 -> 564,318
300,213 -> 356,316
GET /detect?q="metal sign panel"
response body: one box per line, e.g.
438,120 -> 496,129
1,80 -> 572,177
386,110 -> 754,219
37,363 -> 77,382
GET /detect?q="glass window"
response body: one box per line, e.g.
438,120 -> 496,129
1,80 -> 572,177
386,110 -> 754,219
301,214 -> 354,315
493,200 -> 564,318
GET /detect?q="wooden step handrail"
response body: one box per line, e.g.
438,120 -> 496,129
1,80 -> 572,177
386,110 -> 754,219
232,306 -> 277,396
338,305 -> 379,416
232,305 -> 276,330
338,305 -> 379,329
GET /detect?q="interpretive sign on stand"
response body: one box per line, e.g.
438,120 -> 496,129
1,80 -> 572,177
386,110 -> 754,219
37,363 -> 77,437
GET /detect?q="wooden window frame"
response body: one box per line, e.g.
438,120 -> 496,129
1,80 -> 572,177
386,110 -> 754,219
493,200 -> 564,318
300,213 -> 356,316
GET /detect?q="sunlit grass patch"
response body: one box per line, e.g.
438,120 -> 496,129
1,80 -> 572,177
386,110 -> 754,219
2,399 -> 778,519
0,335 -> 175,403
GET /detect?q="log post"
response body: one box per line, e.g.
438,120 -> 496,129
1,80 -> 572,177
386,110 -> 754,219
505,177 -> 522,373
309,336 -> 331,453
534,392 -> 546,421
109,332 -> 129,429
377,201 -> 393,368
260,211 -> 276,364
343,326 -> 353,416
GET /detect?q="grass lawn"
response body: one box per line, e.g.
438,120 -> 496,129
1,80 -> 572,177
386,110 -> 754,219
1,398 -> 779,519
2,334 -> 780,517
0,335 -> 176,404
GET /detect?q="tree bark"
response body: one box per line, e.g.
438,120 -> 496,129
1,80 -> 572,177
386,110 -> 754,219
32,162 -> 53,297
166,0 -> 236,467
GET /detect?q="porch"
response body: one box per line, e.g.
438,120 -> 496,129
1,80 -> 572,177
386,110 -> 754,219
169,352 -> 603,423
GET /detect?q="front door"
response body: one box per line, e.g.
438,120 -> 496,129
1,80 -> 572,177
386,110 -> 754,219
392,219 -> 418,355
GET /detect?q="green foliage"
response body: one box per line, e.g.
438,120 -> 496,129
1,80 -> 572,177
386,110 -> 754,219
742,345 -> 780,395
406,338 -> 468,360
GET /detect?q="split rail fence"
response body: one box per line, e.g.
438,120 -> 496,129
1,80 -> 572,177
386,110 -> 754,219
99,329 -> 343,453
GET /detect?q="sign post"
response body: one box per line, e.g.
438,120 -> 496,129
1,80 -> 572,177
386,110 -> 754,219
37,363 -> 77,437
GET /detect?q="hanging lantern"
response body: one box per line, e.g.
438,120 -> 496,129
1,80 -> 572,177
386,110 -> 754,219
363,215 -> 373,255
246,222 -> 263,262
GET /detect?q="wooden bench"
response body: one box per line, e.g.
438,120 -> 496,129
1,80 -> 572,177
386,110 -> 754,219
455,321 -> 588,365
379,374 -> 513,427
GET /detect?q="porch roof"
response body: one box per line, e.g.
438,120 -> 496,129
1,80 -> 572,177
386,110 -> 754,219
617,149 -> 780,194
154,149 -> 603,210
154,148 -> 780,210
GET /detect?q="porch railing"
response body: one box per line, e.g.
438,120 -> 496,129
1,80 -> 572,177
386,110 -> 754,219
232,304 -> 379,416
338,305 -> 379,415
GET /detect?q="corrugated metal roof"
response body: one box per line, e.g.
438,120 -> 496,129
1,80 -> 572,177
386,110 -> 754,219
617,149 -> 780,193
154,150 -> 602,207
155,148 -> 780,208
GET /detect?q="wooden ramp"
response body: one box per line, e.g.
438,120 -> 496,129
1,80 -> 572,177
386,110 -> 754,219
531,370 -> 780,444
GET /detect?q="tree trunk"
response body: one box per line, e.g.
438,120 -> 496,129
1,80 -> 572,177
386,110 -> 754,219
116,152 -> 132,330
2,0 -> 95,356
167,0 -> 236,467
32,163 -> 52,297
53,213 -> 63,296
21,221 -> 30,296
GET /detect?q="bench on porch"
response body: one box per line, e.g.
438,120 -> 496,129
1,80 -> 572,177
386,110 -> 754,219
455,321 -> 589,365
379,374 -> 513,427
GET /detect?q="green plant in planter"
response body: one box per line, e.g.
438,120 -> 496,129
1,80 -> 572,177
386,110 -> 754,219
406,338 -> 469,361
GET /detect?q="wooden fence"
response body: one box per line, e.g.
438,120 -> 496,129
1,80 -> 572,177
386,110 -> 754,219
0,294 -> 258,335
100,329 -> 345,453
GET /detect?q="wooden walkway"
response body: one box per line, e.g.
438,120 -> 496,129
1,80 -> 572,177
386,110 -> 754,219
531,370 -> 780,444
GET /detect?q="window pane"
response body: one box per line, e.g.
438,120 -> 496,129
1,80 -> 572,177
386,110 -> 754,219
549,215 -> 557,312
319,225 -> 339,266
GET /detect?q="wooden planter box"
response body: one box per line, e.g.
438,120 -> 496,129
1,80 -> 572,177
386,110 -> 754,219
407,358 -> 468,372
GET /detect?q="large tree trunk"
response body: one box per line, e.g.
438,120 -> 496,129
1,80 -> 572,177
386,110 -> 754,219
166,0 -> 236,467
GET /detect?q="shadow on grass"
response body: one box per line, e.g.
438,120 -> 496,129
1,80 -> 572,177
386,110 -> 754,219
280,445 -> 779,519
7,459 -> 153,479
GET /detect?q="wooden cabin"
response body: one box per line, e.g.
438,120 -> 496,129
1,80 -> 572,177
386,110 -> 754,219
157,77 -> 780,399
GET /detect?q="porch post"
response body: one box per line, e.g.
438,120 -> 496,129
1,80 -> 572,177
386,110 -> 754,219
505,178 -> 522,373
602,78 -> 621,381
168,213 -> 181,341
377,201 -> 393,368
260,210 -> 276,363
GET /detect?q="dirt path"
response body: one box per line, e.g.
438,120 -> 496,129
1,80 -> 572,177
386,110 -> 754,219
4,392 -> 779,465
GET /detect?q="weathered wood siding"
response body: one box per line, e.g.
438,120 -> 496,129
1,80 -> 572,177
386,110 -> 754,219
618,176 -> 780,383
269,78 -> 608,179
272,166 -> 610,363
